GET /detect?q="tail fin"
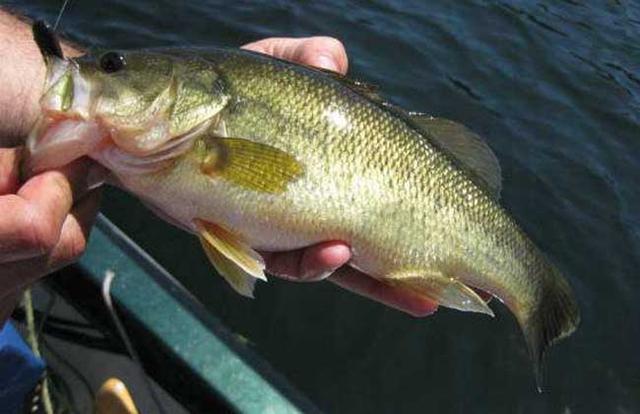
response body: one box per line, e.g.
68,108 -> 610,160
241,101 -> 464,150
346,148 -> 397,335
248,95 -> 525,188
520,270 -> 580,391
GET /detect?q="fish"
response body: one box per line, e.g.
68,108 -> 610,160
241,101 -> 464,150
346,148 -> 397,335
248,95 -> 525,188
25,21 -> 579,387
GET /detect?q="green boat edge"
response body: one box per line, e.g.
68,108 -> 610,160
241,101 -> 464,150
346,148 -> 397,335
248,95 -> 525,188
49,214 -> 320,414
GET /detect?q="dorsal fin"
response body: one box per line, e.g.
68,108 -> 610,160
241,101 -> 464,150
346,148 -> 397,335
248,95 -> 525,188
325,73 -> 381,101
311,66 -> 383,102
305,59 -> 502,197
409,115 -> 502,198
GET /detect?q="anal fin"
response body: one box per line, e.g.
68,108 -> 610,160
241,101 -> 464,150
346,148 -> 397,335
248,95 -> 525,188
195,219 -> 266,298
386,270 -> 494,316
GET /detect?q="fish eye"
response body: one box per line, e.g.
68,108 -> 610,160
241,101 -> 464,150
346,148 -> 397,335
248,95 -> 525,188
99,51 -> 126,73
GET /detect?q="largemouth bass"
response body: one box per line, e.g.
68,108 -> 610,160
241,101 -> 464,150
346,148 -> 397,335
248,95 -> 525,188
26,22 -> 579,385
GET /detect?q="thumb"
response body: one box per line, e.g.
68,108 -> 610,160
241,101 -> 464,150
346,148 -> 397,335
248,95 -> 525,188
242,36 -> 349,74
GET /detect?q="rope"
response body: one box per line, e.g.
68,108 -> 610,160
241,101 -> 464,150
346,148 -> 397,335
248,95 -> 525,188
24,289 -> 54,414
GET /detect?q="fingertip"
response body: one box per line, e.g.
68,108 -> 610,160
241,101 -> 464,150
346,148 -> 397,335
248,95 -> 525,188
263,241 -> 351,282
55,212 -> 88,265
241,36 -> 349,74
303,241 -> 351,270
302,37 -> 349,74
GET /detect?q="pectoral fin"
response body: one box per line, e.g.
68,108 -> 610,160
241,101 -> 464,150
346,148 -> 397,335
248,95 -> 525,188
198,137 -> 304,194
387,270 -> 494,316
195,219 -> 266,298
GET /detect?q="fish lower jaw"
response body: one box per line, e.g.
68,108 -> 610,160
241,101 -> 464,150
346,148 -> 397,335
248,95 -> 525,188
24,116 -> 107,176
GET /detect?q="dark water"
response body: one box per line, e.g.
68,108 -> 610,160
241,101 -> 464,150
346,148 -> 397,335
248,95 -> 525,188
12,1 -> 640,412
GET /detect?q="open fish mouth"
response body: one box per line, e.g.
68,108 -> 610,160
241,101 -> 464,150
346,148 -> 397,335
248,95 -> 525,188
24,21 -> 209,177
24,21 -> 101,176
24,117 -> 107,176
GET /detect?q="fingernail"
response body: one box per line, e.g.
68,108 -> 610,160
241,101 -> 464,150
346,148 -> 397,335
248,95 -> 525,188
316,54 -> 339,72
86,164 -> 109,190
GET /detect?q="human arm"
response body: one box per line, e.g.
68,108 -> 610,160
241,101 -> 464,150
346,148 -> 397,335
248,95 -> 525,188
0,9 -> 84,146
0,10 -> 102,325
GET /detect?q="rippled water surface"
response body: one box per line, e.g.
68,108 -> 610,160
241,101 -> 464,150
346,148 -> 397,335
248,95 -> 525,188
12,1 -> 640,412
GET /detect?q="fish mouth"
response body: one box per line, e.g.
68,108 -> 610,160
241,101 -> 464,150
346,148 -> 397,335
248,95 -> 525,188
24,118 -> 105,176
25,21 -> 208,177
23,48 -> 104,177
25,90 -> 212,178
24,21 -> 103,177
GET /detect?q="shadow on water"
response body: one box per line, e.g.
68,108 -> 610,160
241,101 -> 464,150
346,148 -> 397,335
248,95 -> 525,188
11,0 -> 640,412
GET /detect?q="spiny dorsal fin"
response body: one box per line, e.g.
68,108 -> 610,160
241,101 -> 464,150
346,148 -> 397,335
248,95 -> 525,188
312,66 -> 383,102
409,115 -> 502,198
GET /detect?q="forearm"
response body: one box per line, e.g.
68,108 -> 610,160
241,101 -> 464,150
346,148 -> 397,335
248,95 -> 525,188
0,9 -> 80,147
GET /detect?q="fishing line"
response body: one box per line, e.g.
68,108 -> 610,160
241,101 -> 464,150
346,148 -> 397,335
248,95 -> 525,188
102,270 -> 168,414
53,0 -> 72,32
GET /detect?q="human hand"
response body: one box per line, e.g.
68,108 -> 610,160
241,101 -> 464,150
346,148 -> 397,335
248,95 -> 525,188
242,38 -> 437,317
0,148 -> 104,324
